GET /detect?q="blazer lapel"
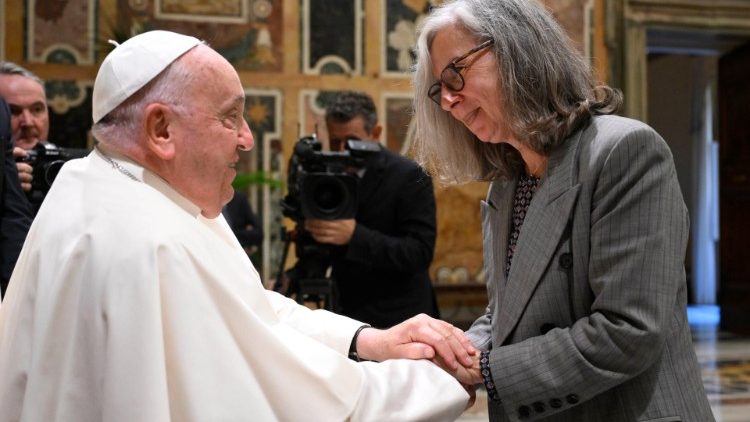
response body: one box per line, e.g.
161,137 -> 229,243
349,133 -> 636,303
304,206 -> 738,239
493,131 -> 583,346
484,178 -> 516,308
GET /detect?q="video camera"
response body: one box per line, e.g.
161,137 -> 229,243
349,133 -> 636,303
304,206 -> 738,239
16,143 -> 89,196
276,135 -> 380,309
281,135 -> 381,223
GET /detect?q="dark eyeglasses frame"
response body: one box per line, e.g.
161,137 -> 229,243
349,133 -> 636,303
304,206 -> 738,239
428,39 -> 494,106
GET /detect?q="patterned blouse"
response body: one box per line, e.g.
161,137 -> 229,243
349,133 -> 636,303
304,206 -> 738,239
505,173 -> 541,278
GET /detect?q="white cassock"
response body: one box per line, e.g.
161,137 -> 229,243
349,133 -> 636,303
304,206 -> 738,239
0,150 -> 468,421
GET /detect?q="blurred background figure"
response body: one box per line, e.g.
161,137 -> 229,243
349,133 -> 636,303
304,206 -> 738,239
0,97 -> 32,297
222,189 -> 264,265
0,61 -> 53,212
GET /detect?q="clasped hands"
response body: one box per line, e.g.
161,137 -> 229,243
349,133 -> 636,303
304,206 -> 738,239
353,314 -> 483,404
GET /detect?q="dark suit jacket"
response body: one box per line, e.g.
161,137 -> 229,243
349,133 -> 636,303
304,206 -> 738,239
222,190 -> 263,249
0,99 -> 32,296
467,115 -> 713,421
331,146 -> 438,328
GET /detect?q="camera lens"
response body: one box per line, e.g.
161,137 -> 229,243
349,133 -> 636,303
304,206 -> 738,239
312,177 -> 347,213
43,160 -> 66,187
300,173 -> 358,220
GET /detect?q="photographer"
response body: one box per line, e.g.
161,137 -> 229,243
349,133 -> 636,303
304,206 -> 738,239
0,62 -> 87,213
0,62 -> 51,187
291,91 -> 439,328
0,97 -> 32,297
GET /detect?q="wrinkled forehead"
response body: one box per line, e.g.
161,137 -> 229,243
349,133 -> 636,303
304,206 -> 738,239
0,74 -> 46,101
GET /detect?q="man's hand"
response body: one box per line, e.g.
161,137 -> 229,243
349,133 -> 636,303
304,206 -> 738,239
354,314 -> 476,370
13,147 -> 33,192
304,218 -> 356,245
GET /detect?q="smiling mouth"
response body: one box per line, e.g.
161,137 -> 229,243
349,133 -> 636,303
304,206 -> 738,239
461,108 -> 480,126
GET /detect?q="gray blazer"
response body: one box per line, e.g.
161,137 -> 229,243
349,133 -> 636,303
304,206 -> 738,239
466,115 -> 714,422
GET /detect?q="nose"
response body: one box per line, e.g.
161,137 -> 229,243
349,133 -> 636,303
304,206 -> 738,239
18,109 -> 34,125
238,119 -> 254,151
440,87 -> 461,110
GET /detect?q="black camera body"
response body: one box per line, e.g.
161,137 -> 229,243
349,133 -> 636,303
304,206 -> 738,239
16,143 -> 88,196
281,135 -> 380,222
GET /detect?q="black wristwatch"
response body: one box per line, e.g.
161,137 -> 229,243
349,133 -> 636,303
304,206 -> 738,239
348,325 -> 371,362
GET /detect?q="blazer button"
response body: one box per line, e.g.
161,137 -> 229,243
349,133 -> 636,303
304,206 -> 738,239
532,401 -> 545,413
540,323 -> 556,334
566,394 -> 579,404
549,398 -> 563,408
559,252 -> 573,269
517,405 -> 531,420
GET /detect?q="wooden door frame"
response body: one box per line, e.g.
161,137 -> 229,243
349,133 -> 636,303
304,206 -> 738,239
606,0 -> 750,120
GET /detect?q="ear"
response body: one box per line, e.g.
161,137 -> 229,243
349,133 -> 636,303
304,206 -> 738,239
370,124 -> 383,141
144,103 -> 176,160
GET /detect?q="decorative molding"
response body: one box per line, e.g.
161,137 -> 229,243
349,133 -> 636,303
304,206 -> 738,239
585,0 -> 595,61
297,89 -> 331,143
244,88 -> 283,283
302,0 -> 363,75
381,93 -> 413,154
47,80 -> 91,114
116,0 -> 282,72
617,0 -> 750,120
628,0 -> 750,27
623,22 -> 648,121
630,0 -> 750,10
154,0 -> 250,24
46,83 -> 94,149
27,0 -> 96,64
381,0 -> 428,77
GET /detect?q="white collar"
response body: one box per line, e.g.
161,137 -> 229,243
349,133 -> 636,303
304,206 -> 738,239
93,145 -> 202,218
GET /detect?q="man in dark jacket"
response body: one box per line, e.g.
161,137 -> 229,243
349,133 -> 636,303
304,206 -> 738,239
300,91 -> 439,328
0,97 -> 32,297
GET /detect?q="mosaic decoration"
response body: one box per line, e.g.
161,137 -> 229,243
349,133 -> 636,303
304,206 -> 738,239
46,82 -> 93,149
381,94 -> 413,154
115,0 -> 282,71
298,90 -> 336,145
155,0 -> 249,24
584,0 -> 595,60
243,89 -> 283,284
382,0 -> 433,75
27,0 -> 96,64
302,0 -> 362,75
541,0 -> 588,52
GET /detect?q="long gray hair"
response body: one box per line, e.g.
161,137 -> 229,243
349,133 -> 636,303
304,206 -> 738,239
411,0 -> 621,184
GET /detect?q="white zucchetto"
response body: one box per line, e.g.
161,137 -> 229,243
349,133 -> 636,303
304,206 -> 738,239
92,30 -> 201,123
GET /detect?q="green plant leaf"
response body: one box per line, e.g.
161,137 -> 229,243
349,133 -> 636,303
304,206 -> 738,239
232,171 -> 284,190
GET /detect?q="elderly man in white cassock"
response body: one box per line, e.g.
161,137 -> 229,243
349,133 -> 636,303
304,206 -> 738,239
0,30 -> 476,421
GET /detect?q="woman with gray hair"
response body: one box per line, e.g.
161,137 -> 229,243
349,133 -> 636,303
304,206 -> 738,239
412,0 -> 713,421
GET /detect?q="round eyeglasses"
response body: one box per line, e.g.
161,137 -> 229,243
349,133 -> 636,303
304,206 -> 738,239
428,39 -> 494,106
